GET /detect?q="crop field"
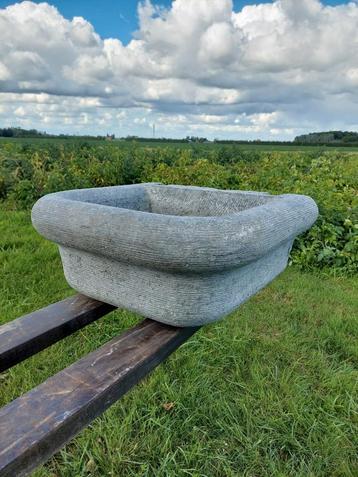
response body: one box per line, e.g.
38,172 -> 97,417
3,135 -> 358,152
0,139 -> 357,476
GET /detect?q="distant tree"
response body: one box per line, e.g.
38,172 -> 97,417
0,128 -> 14,137
294,131 -> 358,145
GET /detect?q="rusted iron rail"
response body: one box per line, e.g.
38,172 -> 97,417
0,295 -> 198,477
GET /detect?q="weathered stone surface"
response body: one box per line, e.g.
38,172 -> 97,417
31,184 -> 318,326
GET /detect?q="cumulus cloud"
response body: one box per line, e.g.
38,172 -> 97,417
0,0 -> 358,138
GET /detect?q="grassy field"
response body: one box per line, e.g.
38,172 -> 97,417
1,210 -> 357,476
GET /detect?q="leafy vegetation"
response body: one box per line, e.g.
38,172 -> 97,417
1,210 -> 357,477
0,141 -> 357,275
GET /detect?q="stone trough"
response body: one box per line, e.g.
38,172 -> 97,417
31,183 -> 318,326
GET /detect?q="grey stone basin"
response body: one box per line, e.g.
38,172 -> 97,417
31,183 -> 318,327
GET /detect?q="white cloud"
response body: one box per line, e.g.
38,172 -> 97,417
0,0 -> 358,139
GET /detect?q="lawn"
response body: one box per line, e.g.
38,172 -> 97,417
1,210 -> 357,477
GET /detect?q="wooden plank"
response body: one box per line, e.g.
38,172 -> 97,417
0,319 -> 198,477
0,295 -> 115,373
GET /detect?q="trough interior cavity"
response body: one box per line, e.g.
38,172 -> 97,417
146,185 -> 274,217
61,184 -> 275,217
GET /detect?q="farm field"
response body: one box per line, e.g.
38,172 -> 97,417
0,210 -> 357,477
2,135 -> 358,151
0,140 -> 357,476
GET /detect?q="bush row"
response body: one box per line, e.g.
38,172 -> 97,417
0,141 -> 357,275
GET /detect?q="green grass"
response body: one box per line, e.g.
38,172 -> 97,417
1,210 -> 357,477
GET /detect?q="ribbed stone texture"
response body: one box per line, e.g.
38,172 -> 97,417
31,184 -> 318,326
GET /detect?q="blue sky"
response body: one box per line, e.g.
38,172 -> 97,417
0,0 -> 357,139
0,0 -> 351,43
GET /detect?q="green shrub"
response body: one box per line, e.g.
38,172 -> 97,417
144,150 -> 357,275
